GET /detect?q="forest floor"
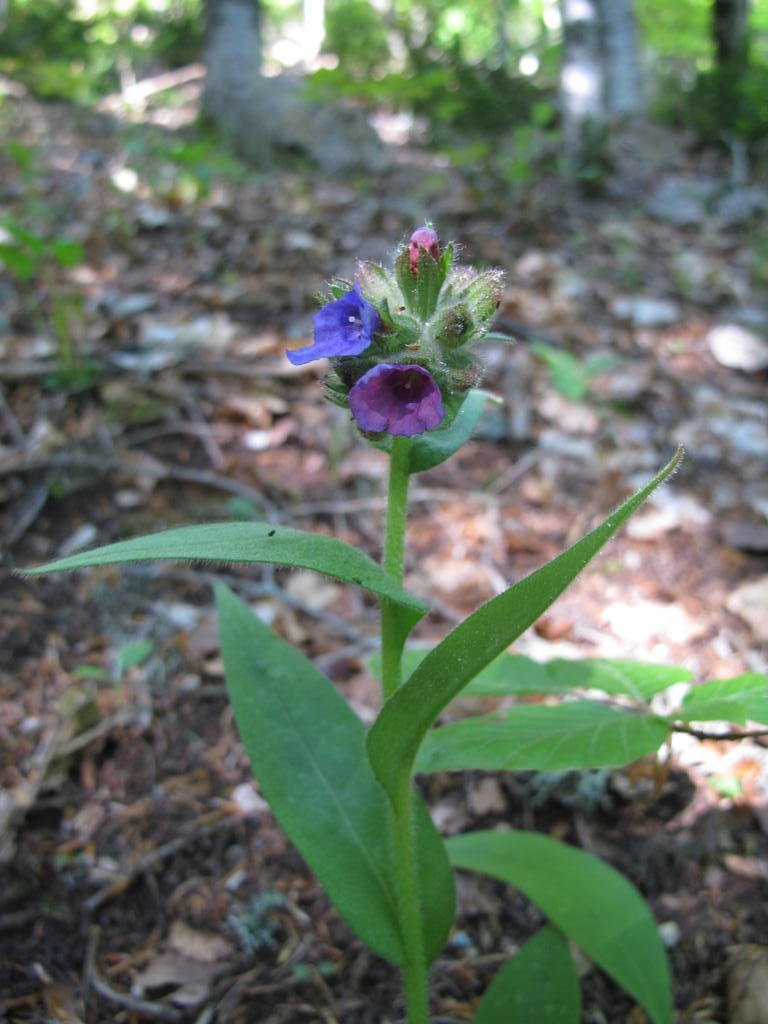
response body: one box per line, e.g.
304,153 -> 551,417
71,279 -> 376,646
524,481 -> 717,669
1,83 -> 768,1023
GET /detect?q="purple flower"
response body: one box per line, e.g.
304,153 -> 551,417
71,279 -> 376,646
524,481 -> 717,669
287,285 -> 380,366
349,363 -> 445,436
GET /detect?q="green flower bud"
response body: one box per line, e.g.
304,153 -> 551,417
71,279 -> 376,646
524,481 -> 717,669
462,269 -> 504,322
435,302 -> 474,348
445,350 -> 486,392
355,261 -> 404,323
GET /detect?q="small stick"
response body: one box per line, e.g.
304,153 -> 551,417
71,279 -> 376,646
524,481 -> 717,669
84,925 -> 183,1023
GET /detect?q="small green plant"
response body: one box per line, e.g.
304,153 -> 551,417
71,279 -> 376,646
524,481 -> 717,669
0,217 -> 84,281
530,341 -> 619,401
228,893 -> 286,953
22,228 -> 764,1022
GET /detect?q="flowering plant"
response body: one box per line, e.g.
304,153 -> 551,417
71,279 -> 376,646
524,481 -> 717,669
24,229 -> 695,1023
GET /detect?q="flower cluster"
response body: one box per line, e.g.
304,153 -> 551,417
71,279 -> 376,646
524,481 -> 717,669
287,227 -> 503,437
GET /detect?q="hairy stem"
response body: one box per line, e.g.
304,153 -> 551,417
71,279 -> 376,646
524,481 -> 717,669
392,775 -> 430,1024
381,437 -> 428,1021
381,436 -> 411,700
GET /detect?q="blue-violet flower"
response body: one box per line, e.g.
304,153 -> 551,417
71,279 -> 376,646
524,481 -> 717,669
287,284 -> 380,365
348,363 -> 445,436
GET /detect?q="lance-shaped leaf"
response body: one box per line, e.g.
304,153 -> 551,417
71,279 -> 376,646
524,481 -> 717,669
546,659 -> 693,701
216,584 -> 454,966
375,389 -> 498,475
677,673 -> 768,725
367,449 -> 683,803
473,925 -> 581,1024
20,521 -> 428,644
370,648 -> 566,698
415,702 -> 669,774
447,830 -> 673,1024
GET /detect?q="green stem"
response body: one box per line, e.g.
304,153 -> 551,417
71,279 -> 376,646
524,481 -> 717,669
392,775 -> 430,1024
380,438 -> 429,1021
381,436 -> 411,701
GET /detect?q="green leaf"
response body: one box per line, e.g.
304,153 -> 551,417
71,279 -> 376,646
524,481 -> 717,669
367,449 -> 683,803
369,648 -> 566,699
545,659 -> 693,701
0,243 -> 38,279
0,219 -> 47,255
463,653 -> 568,697
473,925 -> 581,1024
216,584 -> 454,966
447,830 -> 672,1024
20,521 -> 428,643
416,702 -> 669,774
530,343 -> 589,400
677,674 -> 768,725
116,639 -> 154,676
375,389 -> 497,474
50,238 -> 85,267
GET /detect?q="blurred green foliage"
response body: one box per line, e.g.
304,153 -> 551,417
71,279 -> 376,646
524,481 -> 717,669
0,0 -> 202,102
2,0 -> 768,184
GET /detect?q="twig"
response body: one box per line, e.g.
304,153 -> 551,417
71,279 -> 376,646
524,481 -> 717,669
123,421 -> 225,470
671,722 -> 768,742
85,925 -> 183,1023
55,708 -> 139,759
97,63 -> 205,108
84,810 -> 243,913
126,566 -> 375,645
0,449 -> 280,511
0,384 -> 24,444
285,486 -> 504,519
2,477 -> 50,548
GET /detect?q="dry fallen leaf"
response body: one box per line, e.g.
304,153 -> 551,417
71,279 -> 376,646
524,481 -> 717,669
727,945 -> 768,1024
132,921 -> 235,1008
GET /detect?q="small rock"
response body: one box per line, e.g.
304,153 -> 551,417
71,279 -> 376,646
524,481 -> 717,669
138,313 -> 238,352
467,777 -> 507,817
603,598 -> 705,647
538,430 -> 596,461
716,187 -> 768,223
539,390 -> 600,434
231,782 -> 268,817
727,576 -> 768,643
626,493 -> 712,541
645,176 -> 721,226
611,295 -> 681,328
135,202 -> 171,229
658,920 -> 682,949
98,291 -> 157,319
721,522 -> 768,554
57,523 -> 98,557
163,602 -> 204,630
707,324 -> 768,372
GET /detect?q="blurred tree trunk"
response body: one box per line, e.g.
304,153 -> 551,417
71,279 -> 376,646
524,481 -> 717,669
712,0 -> 752,183
202,0 -> 262,140
560,0 -> 604,157
559,0 -> 642,185
302,0 -> 325,67
601,0 -> 643,116
496,0 -> 509,68
713,0 -> 750,66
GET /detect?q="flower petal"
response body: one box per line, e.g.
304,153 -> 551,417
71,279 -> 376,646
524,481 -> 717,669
349,363 -> 445,436
287,287 -> 380,365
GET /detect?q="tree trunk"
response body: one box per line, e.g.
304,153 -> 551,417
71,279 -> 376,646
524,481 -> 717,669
202,0 -> 262,140
600,0 -> 643,116
713,0 -> 750,67
560,0 -> 604,154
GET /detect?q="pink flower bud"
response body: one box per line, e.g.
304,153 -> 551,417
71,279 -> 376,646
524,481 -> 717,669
409,227 -> 440,273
